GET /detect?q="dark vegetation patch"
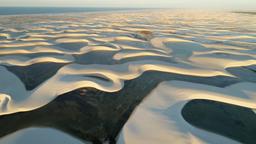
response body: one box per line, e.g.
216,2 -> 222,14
182,99 -> 256,144
0,71 -> 239,144
5,62 -> 66,90
226,65 -> 256,83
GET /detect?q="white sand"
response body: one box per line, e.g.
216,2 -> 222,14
0,10 -> 255,143
118,81 -> 256,144
0,128 -> 88,144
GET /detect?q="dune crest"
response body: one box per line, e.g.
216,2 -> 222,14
118,81 -> 256,144
0,10 -> 255,144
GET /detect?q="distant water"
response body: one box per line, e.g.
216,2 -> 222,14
0,7 -> 135,15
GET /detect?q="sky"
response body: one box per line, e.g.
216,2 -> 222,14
0,0 -> 255,10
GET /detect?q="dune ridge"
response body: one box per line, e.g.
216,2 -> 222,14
0,10 -> 255,144
117,81 -> 256,144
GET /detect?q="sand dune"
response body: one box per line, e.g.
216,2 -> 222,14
113,50 -> 170,60
0,55 -> 74,66
0,128 -> 87,144
0,59 -> 232,115
118,81 -> 256,144
0,42 -> 52,48
0,10 -> 255,144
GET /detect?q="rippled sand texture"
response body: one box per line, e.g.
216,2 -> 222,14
0,10 -> 256,144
